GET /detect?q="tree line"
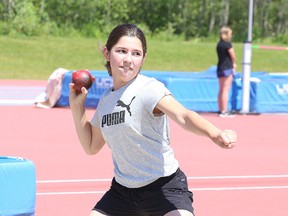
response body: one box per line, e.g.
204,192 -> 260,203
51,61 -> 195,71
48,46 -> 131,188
0,0 -> 287,43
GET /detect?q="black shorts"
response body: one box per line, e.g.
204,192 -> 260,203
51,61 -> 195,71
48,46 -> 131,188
93,168 -> 194,216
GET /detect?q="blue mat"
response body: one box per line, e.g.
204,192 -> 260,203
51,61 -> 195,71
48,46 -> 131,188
0,156 -> 36,216
56,66 -> 288,113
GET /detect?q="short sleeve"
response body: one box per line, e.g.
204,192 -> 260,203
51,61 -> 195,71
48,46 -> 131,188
140,79 -> 172,114
224,41 -> 232,49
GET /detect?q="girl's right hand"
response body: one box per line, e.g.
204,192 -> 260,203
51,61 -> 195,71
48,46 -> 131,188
69,83 -> 88,110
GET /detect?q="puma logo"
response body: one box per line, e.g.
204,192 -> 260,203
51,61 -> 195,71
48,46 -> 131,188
116,96 -> 135,116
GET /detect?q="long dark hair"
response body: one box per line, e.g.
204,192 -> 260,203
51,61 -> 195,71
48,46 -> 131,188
104,23 -> 147,76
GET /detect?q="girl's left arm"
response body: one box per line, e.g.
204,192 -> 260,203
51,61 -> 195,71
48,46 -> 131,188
228,47 -> 237,70
155,95 -> 237,149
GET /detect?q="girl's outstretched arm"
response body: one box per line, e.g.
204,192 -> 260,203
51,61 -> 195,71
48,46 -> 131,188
156,95 -> 237,149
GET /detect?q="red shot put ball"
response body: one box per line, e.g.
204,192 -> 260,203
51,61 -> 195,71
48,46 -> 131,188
72,69 -> 95,94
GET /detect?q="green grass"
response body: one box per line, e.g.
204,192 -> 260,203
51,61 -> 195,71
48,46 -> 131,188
0,36 -> 287,80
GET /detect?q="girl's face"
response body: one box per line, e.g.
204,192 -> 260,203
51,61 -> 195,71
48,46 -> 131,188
228,30 -> 233,40
104,36 -> 145,90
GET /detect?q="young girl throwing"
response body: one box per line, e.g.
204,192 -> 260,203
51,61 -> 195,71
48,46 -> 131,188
69,23 -> 237,216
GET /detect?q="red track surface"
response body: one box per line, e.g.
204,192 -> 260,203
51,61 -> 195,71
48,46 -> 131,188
1,80 -> 288,216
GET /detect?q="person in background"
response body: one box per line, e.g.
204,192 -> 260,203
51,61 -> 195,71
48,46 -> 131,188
216,26 -> 237,117
69,23 -> 237,216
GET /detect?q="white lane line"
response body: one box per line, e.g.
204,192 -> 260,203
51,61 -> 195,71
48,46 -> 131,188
36,185 -> 288,196
37,178 -> 112,183
187,174 -> 288,180
191,185 -> 288,191
0,99 -> 35,105
36,174 -> 288,184
37,191 -> 107,196
36,175 -> 288,196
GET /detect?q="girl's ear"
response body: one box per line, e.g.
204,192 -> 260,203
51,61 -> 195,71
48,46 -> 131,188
102,47 -> 110,61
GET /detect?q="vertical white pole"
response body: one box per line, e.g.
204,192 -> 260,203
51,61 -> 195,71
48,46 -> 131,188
241,0 -> 254,113
247,0 -> 253,42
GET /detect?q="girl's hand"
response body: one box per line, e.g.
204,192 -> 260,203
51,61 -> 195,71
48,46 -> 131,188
213,130 -> 237,149
69,83 -> 88,110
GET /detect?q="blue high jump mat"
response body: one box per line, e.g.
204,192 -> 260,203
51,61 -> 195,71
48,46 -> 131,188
53,66 -> 288,113
0,156 -> 36,216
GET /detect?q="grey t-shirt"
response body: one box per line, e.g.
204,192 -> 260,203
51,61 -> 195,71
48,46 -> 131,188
91,74 -> 179,188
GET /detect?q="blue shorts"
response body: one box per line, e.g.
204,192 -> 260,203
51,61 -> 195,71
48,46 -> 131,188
217,68 -> 234,78
93,168 -> 194,216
